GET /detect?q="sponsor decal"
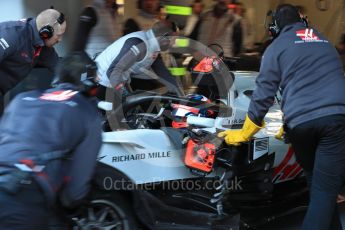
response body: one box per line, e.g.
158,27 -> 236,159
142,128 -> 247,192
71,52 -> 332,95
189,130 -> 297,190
295,28 -> 328,44
222,117 -> 244,126
112,151 -> 172,162
171,103 -> 200,117
39,90 -> 78,101
0,38 -> 9,50
22,97 -> 37,101
97,155 -> 107,161
273,147 -> 303,183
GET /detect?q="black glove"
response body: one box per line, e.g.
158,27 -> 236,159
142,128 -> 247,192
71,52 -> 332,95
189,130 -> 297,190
54,195 -> 92,228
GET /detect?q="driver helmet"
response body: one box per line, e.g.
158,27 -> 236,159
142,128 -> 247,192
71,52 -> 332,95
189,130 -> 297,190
171,94 -> 212,128
186,94 -> 211,103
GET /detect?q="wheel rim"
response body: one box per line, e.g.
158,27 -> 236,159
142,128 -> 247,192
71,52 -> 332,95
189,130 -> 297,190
72,199 -> 130,230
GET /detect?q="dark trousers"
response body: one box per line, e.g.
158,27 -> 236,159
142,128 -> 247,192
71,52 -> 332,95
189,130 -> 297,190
287,115 -> 345,230
0,93 -> 4,117
0,184 -> 49,230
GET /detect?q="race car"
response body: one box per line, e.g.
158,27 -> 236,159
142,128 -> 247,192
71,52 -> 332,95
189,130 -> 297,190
64,62 -> 308,230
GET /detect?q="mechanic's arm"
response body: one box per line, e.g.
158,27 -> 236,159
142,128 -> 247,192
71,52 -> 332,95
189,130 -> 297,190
35,47 -> 59,73
106,38 -> 146,88
151,55 -> 184,96
0,35 -> 17,63
247,46 -> 282,125
59,117 -> 102,208
218,45 -> 281,145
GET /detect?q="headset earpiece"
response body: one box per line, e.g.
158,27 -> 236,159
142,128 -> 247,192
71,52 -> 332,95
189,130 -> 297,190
301,16 -> 309,28
39,25 -> 54,39
39,12 -> 65,40
268,20 -> 280,38
56,12 -> 65,24
267,10 -> 281,38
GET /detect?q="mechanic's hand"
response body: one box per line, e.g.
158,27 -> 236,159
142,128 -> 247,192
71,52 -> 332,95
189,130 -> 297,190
120,86 -> 130,98
114,82 -> 130,101
218,115 -> 264,146
58,203 -> 92,229
275,125 -> 284,140
275,125 -> 291,144
218,129 -> 244,146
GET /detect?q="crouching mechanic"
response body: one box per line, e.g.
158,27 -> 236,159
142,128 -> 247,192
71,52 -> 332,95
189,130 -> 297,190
218,4 -> 345,230
95,20 -> 184,102
0,52 -> 102,230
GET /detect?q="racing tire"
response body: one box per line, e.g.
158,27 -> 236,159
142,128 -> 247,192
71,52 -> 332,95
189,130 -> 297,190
70,191 -> 140,230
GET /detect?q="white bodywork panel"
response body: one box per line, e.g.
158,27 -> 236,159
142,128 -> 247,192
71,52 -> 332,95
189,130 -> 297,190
98,71 -> 298,184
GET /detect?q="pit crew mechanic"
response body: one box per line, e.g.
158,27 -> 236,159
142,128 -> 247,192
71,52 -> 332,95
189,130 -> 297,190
0,53 -> 102,230
219,4 -> 345,230
0,9 -> 67,115
95,20 -> 184,101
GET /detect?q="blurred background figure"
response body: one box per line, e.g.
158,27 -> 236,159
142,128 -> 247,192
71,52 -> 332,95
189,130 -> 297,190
337,33 -> 345,56
85,0 -> 123,59
336,33 -> 345,69
157,4 -> 167,21
295,5 -> 308,21
183,0 -> 204,40
123,0 -> 160,35
233,2 -> 254,53
295,5 -> 309,29
197,0 -> 241,58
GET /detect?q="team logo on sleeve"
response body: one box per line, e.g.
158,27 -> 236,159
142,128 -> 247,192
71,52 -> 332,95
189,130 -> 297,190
0,38 -> 9,50
39,90 -> 78,101
295,29 -> 326,43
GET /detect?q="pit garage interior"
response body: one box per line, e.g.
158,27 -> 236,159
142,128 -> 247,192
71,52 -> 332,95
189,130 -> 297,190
1,0 -> 345,229
1,0 -> 345,98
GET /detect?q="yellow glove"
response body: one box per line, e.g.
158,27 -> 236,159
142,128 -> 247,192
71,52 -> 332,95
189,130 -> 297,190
218,115 -> 264,146
275,125 -> 284,140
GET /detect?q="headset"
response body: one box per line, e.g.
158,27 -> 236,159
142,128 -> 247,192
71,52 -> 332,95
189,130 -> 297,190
268,6 -> 308,38
268,12 -> 281,38
39,12 -> 65,40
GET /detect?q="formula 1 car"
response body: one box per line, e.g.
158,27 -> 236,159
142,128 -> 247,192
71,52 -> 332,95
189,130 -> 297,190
64,68 -> 308,230
31,14 -> 295,228
56,41 -> 309,229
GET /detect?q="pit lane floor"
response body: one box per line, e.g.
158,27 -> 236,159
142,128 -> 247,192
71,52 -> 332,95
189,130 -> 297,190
257,203 -> 345,229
